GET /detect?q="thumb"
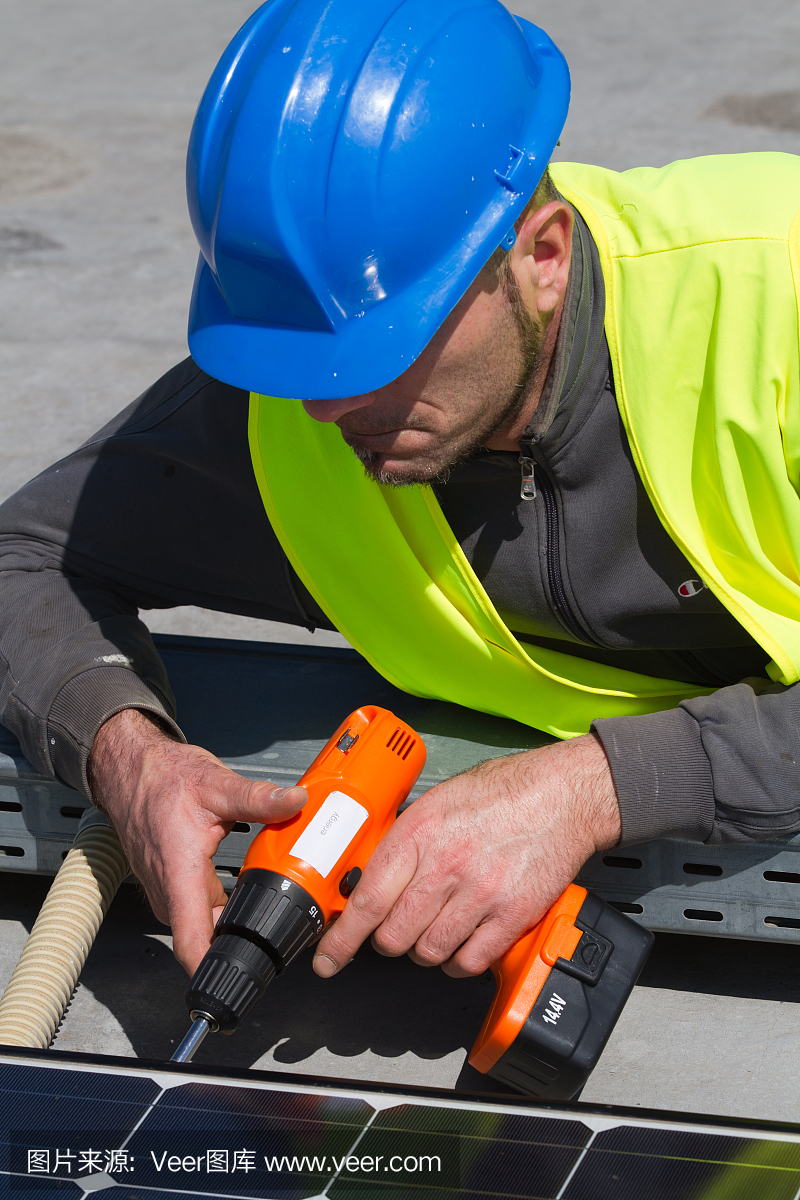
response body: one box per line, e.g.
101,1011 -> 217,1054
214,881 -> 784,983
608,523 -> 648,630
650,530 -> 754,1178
210,774 -> 308,827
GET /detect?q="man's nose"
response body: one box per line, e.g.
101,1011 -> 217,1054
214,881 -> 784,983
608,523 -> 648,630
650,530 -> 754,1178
302,393 -> 375,423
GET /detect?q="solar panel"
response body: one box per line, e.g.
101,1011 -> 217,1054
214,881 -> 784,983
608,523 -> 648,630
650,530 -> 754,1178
2,1047 -> 800,1199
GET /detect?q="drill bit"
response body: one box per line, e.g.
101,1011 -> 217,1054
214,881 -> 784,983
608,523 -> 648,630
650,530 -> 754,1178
171,1014 -> 215,1063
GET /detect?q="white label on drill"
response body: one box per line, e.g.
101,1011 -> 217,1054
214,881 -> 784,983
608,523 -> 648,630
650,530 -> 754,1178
288,791 -> 369,878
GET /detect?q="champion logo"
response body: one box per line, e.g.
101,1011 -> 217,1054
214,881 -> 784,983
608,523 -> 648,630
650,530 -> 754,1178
678,579 -> 705,598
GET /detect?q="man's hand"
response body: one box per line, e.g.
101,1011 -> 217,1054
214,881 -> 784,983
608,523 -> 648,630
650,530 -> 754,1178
312,733 -> 619,980
88,708 -> 306,976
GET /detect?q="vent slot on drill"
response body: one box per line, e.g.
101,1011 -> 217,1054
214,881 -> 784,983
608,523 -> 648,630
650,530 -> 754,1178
386,727 -> 417,759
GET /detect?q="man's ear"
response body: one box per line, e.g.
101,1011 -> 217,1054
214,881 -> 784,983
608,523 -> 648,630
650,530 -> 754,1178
510,200 -> 574,318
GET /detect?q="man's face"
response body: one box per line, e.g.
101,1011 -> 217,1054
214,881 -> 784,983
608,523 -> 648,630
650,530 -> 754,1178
302,260 -> 544,486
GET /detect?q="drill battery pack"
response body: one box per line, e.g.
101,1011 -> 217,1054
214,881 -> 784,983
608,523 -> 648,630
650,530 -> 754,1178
470,885 -> 653,1100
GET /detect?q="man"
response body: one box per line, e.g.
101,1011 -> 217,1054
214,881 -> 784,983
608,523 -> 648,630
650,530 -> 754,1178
1,0 -> 799,985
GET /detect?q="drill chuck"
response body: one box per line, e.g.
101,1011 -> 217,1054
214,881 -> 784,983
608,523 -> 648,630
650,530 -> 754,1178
185,868 -> 325,1033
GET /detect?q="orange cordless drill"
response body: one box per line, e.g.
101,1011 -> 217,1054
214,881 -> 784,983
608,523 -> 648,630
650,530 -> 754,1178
177,707 -> 653,1099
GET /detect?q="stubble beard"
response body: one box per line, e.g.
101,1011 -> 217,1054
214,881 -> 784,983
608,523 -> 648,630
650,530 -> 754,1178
349,266 -> 546,487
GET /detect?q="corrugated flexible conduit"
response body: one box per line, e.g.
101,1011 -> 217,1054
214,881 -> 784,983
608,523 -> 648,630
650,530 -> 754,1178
0,807 -> 128,1048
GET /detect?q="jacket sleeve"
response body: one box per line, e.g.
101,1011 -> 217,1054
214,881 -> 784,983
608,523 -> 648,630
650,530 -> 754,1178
592,677 -> 800,844
0,357 -> 331,797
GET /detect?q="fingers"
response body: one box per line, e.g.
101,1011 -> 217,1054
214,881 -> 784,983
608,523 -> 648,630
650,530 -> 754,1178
169,859 -> 230,976
402,883 -> 534,974
96,726 -> 312,979
404,896 -> 488,969
372,870 -> 471,962
207,777 -> 307,827
167,775 -> 306,974
312,835 -> 418,977
312,799 -> 526,979
440,917 -> 525,979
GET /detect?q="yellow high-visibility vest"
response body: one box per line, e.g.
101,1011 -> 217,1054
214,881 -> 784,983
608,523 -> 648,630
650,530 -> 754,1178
249,153 -> 800,738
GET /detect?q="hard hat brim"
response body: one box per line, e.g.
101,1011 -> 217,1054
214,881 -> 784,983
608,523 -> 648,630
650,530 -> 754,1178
188,252 -> 485,401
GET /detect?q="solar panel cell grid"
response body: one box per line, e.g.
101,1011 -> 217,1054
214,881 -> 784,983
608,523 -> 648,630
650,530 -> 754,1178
563,1127 -> 800,1200
0,1178 -> 81,1197
0,1063 -> 158,1132
106,1193 -> 201,1200
152,1080 -> 372,1126
0,1063 -> 159,1188
128,1084 -> 374,1198
2,1054 -> 800,1200
326,1104 -> 591,1200
99,1194 -> 192,1200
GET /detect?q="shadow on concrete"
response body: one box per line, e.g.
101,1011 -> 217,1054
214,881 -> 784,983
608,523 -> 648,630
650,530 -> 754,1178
0,873 -> 517,1092
638,931 -> 800,1002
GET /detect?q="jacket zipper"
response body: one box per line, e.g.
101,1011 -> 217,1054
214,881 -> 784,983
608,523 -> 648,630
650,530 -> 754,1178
519,449 -> 598,645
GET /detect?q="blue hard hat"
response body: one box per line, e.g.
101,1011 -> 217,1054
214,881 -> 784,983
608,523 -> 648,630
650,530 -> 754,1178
187,0 -> 570,400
